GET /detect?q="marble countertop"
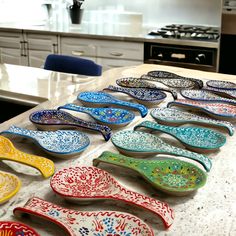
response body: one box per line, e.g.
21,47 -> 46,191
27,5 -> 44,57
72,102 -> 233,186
0,63 -> 235,235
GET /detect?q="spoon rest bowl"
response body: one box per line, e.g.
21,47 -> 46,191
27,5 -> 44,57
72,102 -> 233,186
50,166 -> 174,229
111,130 -> 212,172
206,80 -> 236,90
134,120 -> 226,152
0,171 -> 21,204
1,126 -> 90,158
103,85 -> 167,106
14,197 -> 154,236
0,221 -> 40,236
204,86 -> 236,99
151,107 -> 234,136
77,91 -> 148,118
0,136 -> 54,178
29,109 -> 112,141
57,103 -> 135,127
167,99 -> 236,120
93,151 -> 207,196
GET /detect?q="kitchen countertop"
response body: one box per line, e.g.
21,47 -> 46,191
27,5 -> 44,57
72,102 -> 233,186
0,63 -> 235,235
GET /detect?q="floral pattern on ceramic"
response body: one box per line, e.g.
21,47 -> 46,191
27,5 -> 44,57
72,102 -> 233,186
93,151 -> 207,196
0,171 -> 21,204
0,221 -> 39,236
29,109 -> 112,141
111,130 -> 212,172
206,80 -> 236,90
50,166 -> 174,228
134,120 -> 226,150
167,99 -> 236,120
14,197 -> 154,236
180,89 -> 236,105
57,103 -> 135,126
116,77 -> 177,99
151,107 -> 234,136
204,86 -> 236,99
77,91 -> 148,118
0,136 -> 54,178
1,126 -> 90,158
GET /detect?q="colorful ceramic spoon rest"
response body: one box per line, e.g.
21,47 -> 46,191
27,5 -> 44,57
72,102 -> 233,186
0,171 -> 21,204
14,197 -> 154,236
204,86 -> 236,99
57,103 -> 135,127
29,109 -> 112,141
134,121 -> 226,151
93,151 -> 207,196
0,221 -> 40,236
50,166 -> 174,229
103,85 -> 167,105
77,91 -> 148,118
206,79 -> 236,90
181,89 -> 236,106
147,70 -> 203,88
1,126 -> 90,158
151,107 -> 234,136
0,136 -> 54,178
116,77 -> 178,99
111,130 -> 212,172
167,99 -> 236,120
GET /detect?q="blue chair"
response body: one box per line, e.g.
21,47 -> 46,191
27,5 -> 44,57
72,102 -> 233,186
44,54 -> 102,76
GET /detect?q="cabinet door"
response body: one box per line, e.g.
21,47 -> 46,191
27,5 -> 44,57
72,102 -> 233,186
0,47 -> 27,65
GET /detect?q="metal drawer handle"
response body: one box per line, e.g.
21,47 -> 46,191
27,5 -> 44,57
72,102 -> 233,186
110,52 -> 123,57
72,50 -> 85,56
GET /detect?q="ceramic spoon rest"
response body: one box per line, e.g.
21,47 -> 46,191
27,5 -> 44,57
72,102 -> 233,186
93,151 -> 207,196
14,197 -> 154,236
1,126 -> 90,158
50,166 -> 174,229
0,136 -> 54,178
134,121 -> 226,152
29,109 -> 112,141
111,130 -> 212,172
204,86 -> 236,99
206,80 -> 236,90
77,91 -> 148,118
0,171 -> 21,204
57,103 -> 135,127
150,107 -> 234,136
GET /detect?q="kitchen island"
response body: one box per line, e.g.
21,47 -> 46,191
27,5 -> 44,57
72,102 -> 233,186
0,63 -> 235,236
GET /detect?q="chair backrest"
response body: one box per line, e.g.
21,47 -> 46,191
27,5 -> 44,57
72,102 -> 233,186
44,54 -> 102,76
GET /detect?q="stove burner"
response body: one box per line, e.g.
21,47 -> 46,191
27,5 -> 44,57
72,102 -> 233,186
148,24 -> 220,41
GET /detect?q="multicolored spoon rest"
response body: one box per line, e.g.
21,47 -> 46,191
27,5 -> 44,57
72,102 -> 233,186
111,130 -> 212,172
57,103 -> 135,127
1,126 -> 90,158
93,151 -> 207,196
0,136 -> 54,178
14,197 -> 154,236
206,80 -> 236,90
77,91 -> 148,118
29,109 -> 112,141
0,171 -> 21,204
134,121 -> 226,151
50,166 -> 174,229
150,107 -> 234,136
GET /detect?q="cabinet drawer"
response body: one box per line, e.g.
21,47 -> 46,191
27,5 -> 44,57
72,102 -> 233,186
0,32 -> 22,49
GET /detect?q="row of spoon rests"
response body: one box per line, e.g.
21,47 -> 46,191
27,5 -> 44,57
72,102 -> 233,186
0,136 -> 54,178
14,197 -> 154,236
204,86 -> 236,99
181,89 -> 236,106
147,70 -> 203,89
134,120 -> 226,152
167,99 -> 236,120
206,79 -> 236,90
50,166 -> 174,229
57,103 -> 135,127
150,107 -> 234,136
116,77 -> 178,99
1,126 -> 90,158
0,170 -> 21,204
29,109 -> 112,141
93,151 -> 207,196
103,85 -> 167,106
77,91 -> 148,118
111,130 -> 212,172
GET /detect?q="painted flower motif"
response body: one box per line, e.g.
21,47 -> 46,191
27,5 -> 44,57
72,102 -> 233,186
48,209 -> 60,217
79,227 -> 89,235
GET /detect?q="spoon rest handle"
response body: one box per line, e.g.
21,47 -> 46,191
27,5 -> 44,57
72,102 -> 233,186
1,126 -> 38,139
103,85 -> 131,94
58,103 -> 93,115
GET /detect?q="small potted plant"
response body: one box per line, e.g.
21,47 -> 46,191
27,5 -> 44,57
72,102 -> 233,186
69,0 -> 84,24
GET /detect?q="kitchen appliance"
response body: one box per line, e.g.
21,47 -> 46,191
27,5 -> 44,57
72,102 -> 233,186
144,24 -> 220,72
